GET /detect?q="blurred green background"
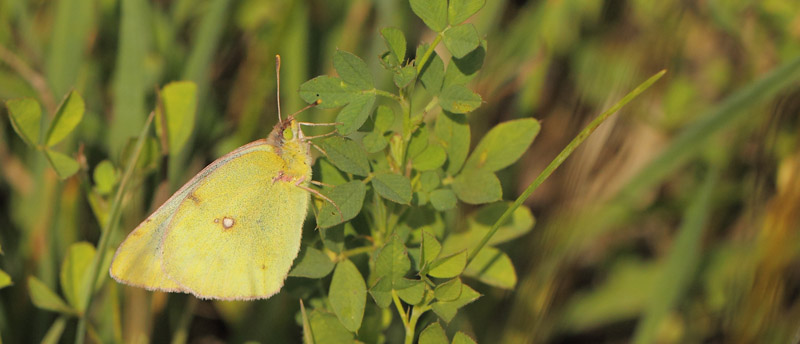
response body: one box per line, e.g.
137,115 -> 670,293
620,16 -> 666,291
2,0 -> 800,343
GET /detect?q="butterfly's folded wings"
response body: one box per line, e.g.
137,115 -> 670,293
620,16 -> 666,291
110,140 -> 310,300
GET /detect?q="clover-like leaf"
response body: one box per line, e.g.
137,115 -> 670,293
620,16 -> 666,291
410,0 -> 448,32
381,27 -> 407,66
44,149 -> 79,180
289,247 -> 335,278
319,136 -> 370,176
5,97 -> 42,146
329,259 -> 366,332
431,283 -> 481,323
428,250 -> 467,279
418,47 -> 445,95
60,242 -> 96,312
28,276 -> 75,314
439,85 -> 482,114
156,81 -> 197,154
443,24 -> 480,58
451,169 -> 501,204
316,181 -> 367,228
419,322 -> 448,344
448,0 -> 486,25
464,246 -> 517,289
372,172 -> 412,204
333,50 -> 374,90
436,111 -> 470,174
464,118 -> 540,172
46,90 -> 84,147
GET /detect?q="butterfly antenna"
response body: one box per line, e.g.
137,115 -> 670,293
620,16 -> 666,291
275,55 -> 282,122
287,99 -> 322,122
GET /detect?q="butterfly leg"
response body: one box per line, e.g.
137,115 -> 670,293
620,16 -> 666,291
292,176 -> 344,222
297,121 -> 342,127
302,130 -> 338,141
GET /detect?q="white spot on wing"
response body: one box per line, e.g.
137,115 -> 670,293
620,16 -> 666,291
222,217 -> 235,229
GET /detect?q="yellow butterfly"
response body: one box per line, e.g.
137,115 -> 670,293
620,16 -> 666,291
110,56 -> 332,300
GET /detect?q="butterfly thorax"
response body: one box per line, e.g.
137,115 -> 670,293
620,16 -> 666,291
267,119 -> 312,183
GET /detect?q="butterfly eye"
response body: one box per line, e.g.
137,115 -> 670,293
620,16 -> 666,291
283,127 -> 293,140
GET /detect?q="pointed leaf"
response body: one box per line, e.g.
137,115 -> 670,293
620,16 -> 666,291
309,310 -> 355,343
431,283 -> 480,323
448,0 -> 486,25
28,276 -> 74,314
443,42 -> 486,88
396,279 -> 425,305
300,301 -> 315,344
46,90 -> 84,147
381,27 -> 407,65
372,172 -> 412,204
412,143 -> 446,171
452,332 -> 477,344
317,181 -> 367,228
369,277 -> 393,308
44,149 -> 79,179
41,316 -> 68,344
409,0 -> 448,32
418,48 -> 444,95
443,24 -> 480,58
299,75 -> 360,109
290,247 -> 335,278
439,85 -> 481,114
435,278 -> 463,301
5,97 -> 42,146
319,136 -> 370,176
374,236 -> 411,284
336,94 -> 376,135
429,251 -> 467,279
329,259 -> 366,332
157,81 -> 197,154
436,111 -> 470,174
419,322 -> 449,344
442,202 -> 535,254
420,230 -> 442,270
464,246 -> 517,289
452,169 -> 501,204
60,242 -> 96,311
394,65 -> 417,88
333,50 -> 373,90
464,118 -> 540,172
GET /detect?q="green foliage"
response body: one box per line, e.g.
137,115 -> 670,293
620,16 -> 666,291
156,81 -> 198,154
7,0 -> 791,343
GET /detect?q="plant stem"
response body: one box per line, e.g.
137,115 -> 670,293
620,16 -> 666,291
75,111 -> 155,344
338,246 -> 375,261
373,89 -> 403,103
415,33 -> 444,74
405,304 -> 429,344
392,289 -> 409,328
466,70 -> 667,265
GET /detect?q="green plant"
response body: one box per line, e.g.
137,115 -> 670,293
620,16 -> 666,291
2,1 -> 665,343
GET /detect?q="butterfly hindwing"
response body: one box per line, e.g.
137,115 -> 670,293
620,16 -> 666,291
160,142 -> 310,300
109,140 -> 283,294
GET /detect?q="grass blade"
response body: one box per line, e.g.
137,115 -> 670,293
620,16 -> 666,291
467,70 -> 666,265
